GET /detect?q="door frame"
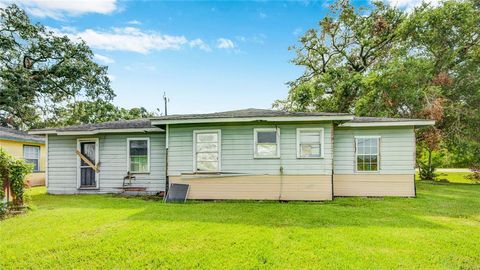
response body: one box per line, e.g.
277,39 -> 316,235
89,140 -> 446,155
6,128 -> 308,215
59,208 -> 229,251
76,138 -> 100,189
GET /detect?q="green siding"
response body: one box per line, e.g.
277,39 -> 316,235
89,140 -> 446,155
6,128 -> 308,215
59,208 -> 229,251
333,127 -> 415,174
47,133 -> 165,194
168,123 -> 333,176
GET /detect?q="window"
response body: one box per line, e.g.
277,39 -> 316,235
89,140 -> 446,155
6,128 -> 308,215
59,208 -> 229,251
254,128 -> 280,158
194,130 -> 221,172
355,137 -> 380,172
23,145 -> 40,172
297,128 -> 324,158
127,138 -> 150,173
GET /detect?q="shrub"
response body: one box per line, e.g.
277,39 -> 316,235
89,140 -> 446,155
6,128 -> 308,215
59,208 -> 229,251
0,148 -> 33,210
418,160 -> 438,180
466,165 -> 480,183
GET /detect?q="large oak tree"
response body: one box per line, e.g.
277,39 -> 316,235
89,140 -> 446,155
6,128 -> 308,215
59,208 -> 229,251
276,0 -> 480,165
0,4 -> 114,129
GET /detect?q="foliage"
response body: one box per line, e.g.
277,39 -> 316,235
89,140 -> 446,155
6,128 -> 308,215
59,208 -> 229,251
276,0 -> 480,166
9,158 -> 33,205
417,127 -> 442,180
466,165 -> 480,183
0,147 -> 32,207
274,0 -> 405,113
2,183 -> 480,268
0,4 -> 114,129
33,100 -> 158,129
417,160 -> 437,180
0,148 -> 6,217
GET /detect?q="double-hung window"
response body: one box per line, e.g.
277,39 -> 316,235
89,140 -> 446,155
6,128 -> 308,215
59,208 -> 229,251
254,128 -> 280,158
297,128 -> 324,158
194,130 -> 221,172
23,145 -> 40,172
127,138 -> 150,173
355,137 -> 380,172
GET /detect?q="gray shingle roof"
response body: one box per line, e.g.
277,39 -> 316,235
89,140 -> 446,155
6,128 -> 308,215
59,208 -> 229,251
0,127 -> 45,144
29,109 -> 434,134
30,119 -> 155,133
152,108 -> 351,120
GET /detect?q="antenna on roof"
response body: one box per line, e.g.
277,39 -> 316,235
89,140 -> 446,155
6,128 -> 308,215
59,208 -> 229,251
163,92 -> 169,116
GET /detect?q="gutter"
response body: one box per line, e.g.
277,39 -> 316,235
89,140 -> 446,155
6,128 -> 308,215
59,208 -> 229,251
29,127 -> 164,135
151,115 -> 354,125
339,120 -> 435,127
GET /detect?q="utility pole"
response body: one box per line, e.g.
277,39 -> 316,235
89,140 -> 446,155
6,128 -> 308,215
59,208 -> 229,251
163,92 -> 169,116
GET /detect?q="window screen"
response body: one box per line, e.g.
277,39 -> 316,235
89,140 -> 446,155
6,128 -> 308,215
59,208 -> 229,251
195,131 -> 220,172
297,129 -> 323,158
254,129 -> 279,158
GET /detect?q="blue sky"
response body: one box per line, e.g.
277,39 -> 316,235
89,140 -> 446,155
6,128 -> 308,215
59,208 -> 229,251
3,0 -> 426,115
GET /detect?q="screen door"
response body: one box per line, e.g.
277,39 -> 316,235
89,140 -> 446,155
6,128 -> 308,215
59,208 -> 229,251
79,141 -> 97,188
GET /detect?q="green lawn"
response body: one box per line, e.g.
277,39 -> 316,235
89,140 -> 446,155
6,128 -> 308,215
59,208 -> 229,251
415,171 -> 474,183
1,181 -> 480,269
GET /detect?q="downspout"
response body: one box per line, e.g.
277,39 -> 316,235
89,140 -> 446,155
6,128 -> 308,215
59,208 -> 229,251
45,134 -> 49,188
277,125 -> 284,201
413,127 -> 417,197
331,122 -> 335,200
165,124 -> 169,195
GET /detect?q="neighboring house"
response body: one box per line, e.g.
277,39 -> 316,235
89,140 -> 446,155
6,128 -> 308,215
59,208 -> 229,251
29,109 -> 434,200
0,127 -> 46,186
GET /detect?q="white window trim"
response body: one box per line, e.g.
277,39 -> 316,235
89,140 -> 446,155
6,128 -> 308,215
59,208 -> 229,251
296,128 -> 325,159
76,138 -> 100,189
253,128 -> 281,159
193,130 -> 221,173
23,145 -> 41,172
127,137 -> 151,174
354,136 -> 380,173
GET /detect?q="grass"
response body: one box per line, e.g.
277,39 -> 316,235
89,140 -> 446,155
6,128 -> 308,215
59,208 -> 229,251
415,171 -> 474,183
1,180 -> 480,269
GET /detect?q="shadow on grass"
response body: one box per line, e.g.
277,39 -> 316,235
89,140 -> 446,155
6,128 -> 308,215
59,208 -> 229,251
27,182 -> 480,230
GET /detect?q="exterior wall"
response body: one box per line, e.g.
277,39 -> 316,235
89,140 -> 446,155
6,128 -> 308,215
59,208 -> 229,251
47,133 -> 165,194
170,175 -> 332,201
333,127 -> 415,197
0,139 -> 46,186
168,123 -> 333,175
333,174 -> 415,197
168,122 -> 333,200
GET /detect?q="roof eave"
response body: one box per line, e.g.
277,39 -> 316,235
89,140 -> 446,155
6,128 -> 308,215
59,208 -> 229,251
29,127 -> 164,135
339,120 -> 435,127
151,115 -> 354,125
0,137 -> 45,144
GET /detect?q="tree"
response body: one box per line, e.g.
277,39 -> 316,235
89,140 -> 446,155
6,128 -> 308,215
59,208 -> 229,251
35,100 -> 159,129
276,0 -> 480,165
0,4 -> 114,129
274,0 -> 405,113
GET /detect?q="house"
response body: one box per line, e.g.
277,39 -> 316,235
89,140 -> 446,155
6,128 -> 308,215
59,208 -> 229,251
29,109 -> 435,200
0,127 -> 46,186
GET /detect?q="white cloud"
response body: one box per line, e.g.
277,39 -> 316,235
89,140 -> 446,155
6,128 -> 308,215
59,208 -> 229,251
49,26 -> 225,54
94,53 -> 115,64
189,39 -> 211,52
127,20 -> 142,25
236,34 -> 266,44
293,27 -> 303,36
4,0 -> 118,19
216,38 -> 235,49
383,0 -> 441,10
54,26 -> 188,54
